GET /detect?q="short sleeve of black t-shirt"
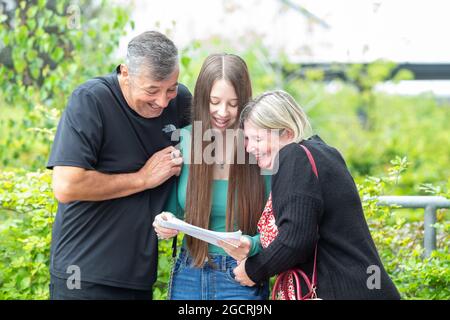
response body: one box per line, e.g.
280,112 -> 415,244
47,87 -> 104,170
46,68 -> 192,290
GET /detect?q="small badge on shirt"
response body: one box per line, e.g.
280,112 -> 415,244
162,124 -> 177,134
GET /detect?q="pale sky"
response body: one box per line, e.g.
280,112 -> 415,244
117,0 -> 450,63
113,0 -> 450,96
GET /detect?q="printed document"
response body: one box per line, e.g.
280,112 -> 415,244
156,213 -> 242,248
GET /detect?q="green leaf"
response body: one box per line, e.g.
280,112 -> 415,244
2,32 -> 10,45
30,63 -> 40,80
19,277 -> 31,290
50,47 -> 64,62
393,69 -> 415,82
17,25 -> 29,45
26,49 -> 38,61
27,19 -> 37,31
26,6 -> 38,19
13,58 -> 26,74
37,0 -> 46,9
56,1 -> 65,15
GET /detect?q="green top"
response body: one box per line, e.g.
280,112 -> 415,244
164,125 -> 271,257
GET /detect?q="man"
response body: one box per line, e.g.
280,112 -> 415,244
47,31 -> 191,299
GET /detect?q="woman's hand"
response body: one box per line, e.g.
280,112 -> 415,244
152,212 -> 179,240
218,236 -> 251,262
233,259 -> 256,287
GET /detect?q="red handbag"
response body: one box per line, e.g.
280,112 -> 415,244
258,144 -> 320,300
271,246 -> 318,300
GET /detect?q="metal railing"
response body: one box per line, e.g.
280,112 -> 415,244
376,196 -> 450,257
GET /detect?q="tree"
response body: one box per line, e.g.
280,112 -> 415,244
0,0 -> 133,170
0,0 -> 132,110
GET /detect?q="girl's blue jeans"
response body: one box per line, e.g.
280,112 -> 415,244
168,248 -> 269,300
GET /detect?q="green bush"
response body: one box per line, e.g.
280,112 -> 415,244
1,160 -> 448,300
0,170 -> 56,299
357,158 -> 450,299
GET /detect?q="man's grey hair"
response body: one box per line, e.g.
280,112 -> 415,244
126,31 -> 178,81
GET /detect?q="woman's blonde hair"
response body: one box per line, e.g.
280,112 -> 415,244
240,90 -> 313,143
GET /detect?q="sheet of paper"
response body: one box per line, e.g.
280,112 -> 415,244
156,213 -> 242,248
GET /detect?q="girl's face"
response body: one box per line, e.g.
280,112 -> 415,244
244,120 -> 293,169
209,79 -> 239,132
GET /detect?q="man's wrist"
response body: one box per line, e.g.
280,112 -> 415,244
133,171 -> 150,191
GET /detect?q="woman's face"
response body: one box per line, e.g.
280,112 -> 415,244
209,79 -> 239,132
244,120 -> 293,169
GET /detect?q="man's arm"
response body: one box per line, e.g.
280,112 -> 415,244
53,146 -> 182,203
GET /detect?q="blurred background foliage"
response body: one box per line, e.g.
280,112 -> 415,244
0,1 -> 449,300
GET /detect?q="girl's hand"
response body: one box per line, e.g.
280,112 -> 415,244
218,236 -> 251,262
152,212 -> 179,240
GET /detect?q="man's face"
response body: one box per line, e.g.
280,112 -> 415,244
124,65 -> 180,118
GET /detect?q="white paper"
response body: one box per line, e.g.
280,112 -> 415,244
156,213 -> 242,248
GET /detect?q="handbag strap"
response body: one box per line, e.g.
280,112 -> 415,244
299,144 -> 318,179
299,143 -> 319,291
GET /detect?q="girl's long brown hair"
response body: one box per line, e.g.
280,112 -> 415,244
185,53 -> 265,267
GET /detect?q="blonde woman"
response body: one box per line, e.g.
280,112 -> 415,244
229,90 -> 400,299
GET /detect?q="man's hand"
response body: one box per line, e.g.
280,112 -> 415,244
52,146 -> 183,203
138,146 -> 183,189
218,236 -> 251,262
233,259 -> 256,287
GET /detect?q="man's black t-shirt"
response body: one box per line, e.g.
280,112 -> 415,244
47,66 -> 191,290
